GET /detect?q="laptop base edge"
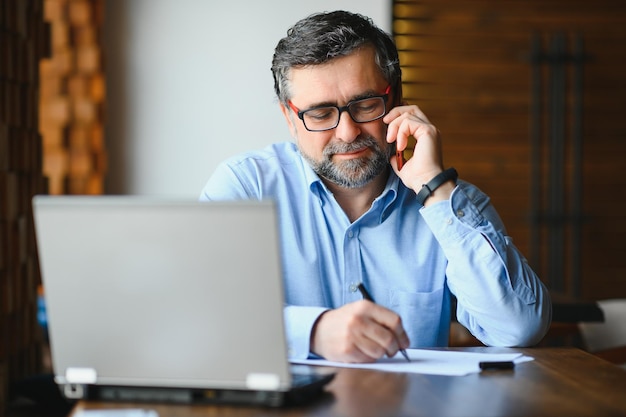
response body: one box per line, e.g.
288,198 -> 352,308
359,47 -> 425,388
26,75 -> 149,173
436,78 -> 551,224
61,373 -> 334,408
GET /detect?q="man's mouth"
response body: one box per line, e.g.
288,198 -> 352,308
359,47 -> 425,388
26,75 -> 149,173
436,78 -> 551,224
333,146 -> 370,159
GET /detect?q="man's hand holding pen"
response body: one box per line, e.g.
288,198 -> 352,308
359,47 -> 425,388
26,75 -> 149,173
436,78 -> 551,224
309,293 -> 411,364
357,283 -> 411,362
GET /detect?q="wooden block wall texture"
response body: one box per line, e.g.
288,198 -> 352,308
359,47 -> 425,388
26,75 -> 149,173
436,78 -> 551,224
0,0 -> 49,410
394,0 -> 626,300
39,0 -> 106,195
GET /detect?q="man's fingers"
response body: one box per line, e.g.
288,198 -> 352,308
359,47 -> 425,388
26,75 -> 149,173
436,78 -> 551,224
357,301 -> 410,358
310,301 -> 410,363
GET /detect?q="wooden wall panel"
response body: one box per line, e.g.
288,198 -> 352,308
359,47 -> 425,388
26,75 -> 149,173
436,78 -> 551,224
39,0 -> 106,195
0,0 -> 48,410
394,0 -> 626,300
1,0 -> 106,410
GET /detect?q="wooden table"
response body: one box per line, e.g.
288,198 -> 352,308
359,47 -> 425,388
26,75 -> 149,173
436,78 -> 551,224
69,348 -> 626,417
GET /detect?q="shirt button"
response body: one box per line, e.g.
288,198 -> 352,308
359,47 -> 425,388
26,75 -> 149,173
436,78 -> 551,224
456,209 -> 465,218
446,218 -> 453,225
349,283 -> 358,292
347,230 -> 354,238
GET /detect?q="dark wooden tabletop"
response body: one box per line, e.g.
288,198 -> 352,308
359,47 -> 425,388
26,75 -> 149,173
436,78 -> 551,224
69,347 -> 626,417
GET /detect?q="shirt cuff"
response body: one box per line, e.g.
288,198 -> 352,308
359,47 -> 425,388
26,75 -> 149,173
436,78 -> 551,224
283,305 -> 329,360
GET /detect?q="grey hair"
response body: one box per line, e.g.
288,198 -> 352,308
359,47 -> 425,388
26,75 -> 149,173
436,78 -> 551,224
271,10 -> 401,106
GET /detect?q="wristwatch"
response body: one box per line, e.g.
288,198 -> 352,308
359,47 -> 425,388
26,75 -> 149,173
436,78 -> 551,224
415,167 -> 458,206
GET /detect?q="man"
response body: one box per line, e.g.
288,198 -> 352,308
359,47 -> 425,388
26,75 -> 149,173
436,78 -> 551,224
200,10 -> 551,363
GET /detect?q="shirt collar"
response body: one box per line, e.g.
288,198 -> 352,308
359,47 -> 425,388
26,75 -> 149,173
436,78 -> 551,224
303,160 -> 326,196
377,172 -> 400,222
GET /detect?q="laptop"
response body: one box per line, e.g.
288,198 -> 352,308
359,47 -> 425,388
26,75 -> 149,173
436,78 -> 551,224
32,195 -> 334,407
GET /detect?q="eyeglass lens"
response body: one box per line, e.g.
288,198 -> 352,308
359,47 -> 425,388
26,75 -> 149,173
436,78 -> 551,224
302,97 -> 386,131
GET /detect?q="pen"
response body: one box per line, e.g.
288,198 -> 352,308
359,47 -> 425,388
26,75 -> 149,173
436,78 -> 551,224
479,361 -> 515,371
357,283 -> 411,362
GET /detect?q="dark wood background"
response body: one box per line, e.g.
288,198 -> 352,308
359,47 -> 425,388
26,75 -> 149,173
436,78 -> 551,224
0,0 -> 48,410
394,0 -> 626,301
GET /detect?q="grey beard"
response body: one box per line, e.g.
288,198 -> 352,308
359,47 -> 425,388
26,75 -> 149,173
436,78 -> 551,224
301,136 -> 394,189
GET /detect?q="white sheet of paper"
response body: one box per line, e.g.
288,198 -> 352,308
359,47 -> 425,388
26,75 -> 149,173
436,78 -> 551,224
291,349 -> 534,376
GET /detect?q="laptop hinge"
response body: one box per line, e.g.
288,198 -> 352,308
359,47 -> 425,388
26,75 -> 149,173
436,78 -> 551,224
59,367 -> 97,400
245,373 -> 281,390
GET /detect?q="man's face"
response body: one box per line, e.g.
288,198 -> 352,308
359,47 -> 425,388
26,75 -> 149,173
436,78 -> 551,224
280,47 -> 394,189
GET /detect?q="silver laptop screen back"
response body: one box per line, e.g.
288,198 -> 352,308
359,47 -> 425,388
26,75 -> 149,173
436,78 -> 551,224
33,196 -> 291,390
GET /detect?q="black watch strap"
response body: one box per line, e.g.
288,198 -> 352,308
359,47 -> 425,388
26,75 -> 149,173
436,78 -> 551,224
415,167 -> 458,206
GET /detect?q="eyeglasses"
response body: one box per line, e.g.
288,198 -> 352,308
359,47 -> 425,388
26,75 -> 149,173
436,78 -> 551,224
288,85 -> 391,132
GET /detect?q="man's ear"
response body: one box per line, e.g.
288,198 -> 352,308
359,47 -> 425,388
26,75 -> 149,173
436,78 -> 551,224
279,102 -> 298,138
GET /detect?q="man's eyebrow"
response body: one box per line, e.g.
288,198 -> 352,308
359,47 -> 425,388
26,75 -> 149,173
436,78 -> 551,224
301,99 -> 337,110
350,89 -> 381,102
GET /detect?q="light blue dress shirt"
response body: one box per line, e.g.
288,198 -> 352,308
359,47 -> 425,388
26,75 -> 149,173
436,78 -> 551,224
200,142 -> 552,359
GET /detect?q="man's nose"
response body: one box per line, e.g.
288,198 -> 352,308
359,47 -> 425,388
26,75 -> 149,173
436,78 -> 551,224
334,110 -> 361,143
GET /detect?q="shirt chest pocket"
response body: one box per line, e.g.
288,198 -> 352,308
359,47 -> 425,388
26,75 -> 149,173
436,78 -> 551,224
389,287 -> 447,347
